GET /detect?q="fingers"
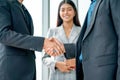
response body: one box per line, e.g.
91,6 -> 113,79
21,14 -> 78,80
53,44 -> 62,55
67,65 -> 74,71
65,64 -> 75,72
44,48 -> 58,56
44,46 -> 62,56
49,37 -> 65,53
55,62 -> 71,73
43,38 -> 65,56
52,38 -> 65,53
64,58 -> 76,70
65,58 -> 76,64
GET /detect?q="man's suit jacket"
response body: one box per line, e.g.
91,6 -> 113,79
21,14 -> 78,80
0,0 -> 44,80
42,25 -> 81,80
76,0 -> 120,80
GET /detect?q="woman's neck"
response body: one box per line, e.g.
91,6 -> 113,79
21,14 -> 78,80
63,21 -> 74,30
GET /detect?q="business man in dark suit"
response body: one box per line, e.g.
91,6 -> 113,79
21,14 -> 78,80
76,0 -> 120,80
0,0 -> 66,80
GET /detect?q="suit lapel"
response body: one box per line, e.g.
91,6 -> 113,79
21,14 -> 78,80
83,0 -> 102,40
23,7 -> 34,35
14,2 -> 27,23
57,25 -> 80,43
58,26 -> 68,43
14,1 -> 33,35
69,26 -> 80,43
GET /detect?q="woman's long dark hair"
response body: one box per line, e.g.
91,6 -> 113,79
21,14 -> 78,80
56,0 -> 80,27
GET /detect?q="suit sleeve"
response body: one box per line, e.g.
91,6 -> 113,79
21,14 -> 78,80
0,2 -> 44,52
110,0 -> 120,79
42,28 -> 57,72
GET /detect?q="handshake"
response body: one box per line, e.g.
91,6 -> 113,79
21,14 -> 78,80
43,37 -> 65,56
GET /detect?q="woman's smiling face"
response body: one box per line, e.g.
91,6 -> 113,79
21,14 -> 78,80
59,3 -> 75,23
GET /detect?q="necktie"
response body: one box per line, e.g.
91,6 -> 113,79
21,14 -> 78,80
87,0 -> 96,26
79,0 -> 96,61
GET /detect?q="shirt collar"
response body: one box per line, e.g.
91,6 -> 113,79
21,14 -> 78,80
91,0 -> 96,2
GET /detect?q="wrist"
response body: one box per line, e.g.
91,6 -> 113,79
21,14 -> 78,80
43,38 -> 48,49
55,62 -> 59,69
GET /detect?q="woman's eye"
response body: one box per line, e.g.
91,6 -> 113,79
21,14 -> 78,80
68,8 -> 72,11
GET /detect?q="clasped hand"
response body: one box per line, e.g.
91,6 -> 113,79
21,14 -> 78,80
55,58 -> 76,73
43,37 -> 65,56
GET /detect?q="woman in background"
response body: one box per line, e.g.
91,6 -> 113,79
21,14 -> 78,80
42,0 -> 81,80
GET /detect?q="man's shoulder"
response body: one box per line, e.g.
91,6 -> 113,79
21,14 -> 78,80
0,0 -> 17,6
0,0 -> 8,6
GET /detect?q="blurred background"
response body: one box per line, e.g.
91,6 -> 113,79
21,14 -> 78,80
23,0 -> 90,80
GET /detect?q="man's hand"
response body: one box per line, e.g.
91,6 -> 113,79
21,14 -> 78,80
43,37 -> 65,56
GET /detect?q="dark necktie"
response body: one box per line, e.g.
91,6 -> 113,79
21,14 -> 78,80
79,0 -> 96,61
